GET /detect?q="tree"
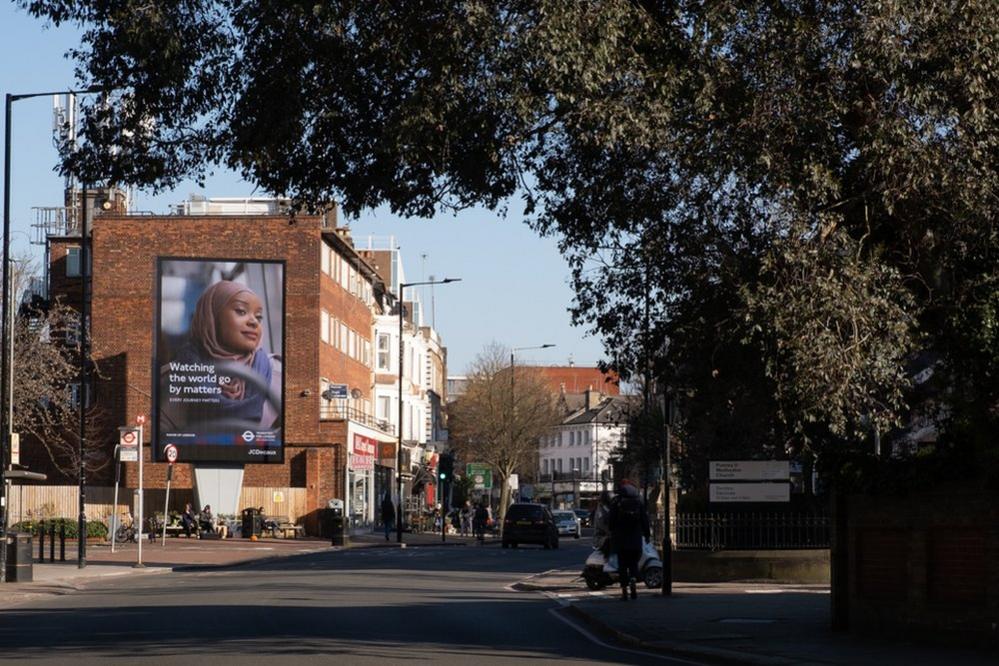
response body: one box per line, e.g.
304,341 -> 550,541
449,343 -> 561,529
21,1 -> 999,475
7,258 -> 111,479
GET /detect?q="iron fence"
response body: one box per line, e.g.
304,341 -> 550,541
319,404 -> 394,435
675,512 -> 829,550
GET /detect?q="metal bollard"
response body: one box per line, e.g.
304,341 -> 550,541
38,523 -> 46,562
60,522 -> 67,562
50,522 -> 56,561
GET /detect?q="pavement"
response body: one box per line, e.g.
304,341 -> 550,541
521,569 -> 998,665
1,529 -> 496,608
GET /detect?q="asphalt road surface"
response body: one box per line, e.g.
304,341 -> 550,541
0,536 -> 698,665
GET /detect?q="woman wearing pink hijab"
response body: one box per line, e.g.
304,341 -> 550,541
166,280 -> 274,429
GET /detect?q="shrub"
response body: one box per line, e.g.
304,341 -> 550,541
9,518 -> 108,539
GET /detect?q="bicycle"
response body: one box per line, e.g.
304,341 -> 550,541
114,511 -> 138,543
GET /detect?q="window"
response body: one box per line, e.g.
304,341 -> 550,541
378,396 -> 392,420
543,459 -> 550,474
584,457 -> 590,472
321,244 -> 330,275
321,310 -> 330,344
363,339 -> 371,367
557,459 -> 563,473
339,322 -> 348,353
377,334 -> 390,370
66,246 -> 81,277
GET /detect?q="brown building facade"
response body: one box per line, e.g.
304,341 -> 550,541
45,211 -> 397,533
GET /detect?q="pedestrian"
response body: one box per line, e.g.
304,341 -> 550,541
608,479 -> 651,601
380,494 -> 396,541
460,501 -> 473,537
473,502 -> 489,541
592,491 -> 612,556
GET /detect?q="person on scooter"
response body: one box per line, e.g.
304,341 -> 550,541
592,491 -> 612,555
608,479 -> 651,601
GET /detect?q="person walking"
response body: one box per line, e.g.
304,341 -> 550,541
460,501 -> 473,537
592,491 -> 612,555
473,502 -> 489,541
380,494 -> 396,541
608,480 -> 651,601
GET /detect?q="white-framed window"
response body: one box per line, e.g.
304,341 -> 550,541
557,459 -> 564,473
321,310 -> 330,344
584,457 -> 590,472
363,339 -> 371,367
543,459 -> 550,475
340,259 -> 350,290
377,333 -> 390,370
339,322 -> 349,353
378,396 -> 392,420
321,244 -> 330,275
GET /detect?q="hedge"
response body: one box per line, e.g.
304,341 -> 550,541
9,518 -> 108,539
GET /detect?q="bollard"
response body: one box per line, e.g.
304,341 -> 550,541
50,522 -> 56,561
60,522 -> 67,562
38,522 -> 46,562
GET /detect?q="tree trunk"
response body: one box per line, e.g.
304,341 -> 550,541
497,471 -> 512,538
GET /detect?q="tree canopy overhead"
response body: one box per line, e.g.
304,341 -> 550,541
21,1 -> 999,464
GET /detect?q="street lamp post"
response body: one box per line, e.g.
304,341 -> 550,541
396,277 -> 460,543
1,87 -> 103,582
661,390 -> 676,596
509,344 -> 553,512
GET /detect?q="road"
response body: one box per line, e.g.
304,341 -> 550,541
0,536 -> 697,665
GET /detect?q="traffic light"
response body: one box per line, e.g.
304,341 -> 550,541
438,453 -> 454,482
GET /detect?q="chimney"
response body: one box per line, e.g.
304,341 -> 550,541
585,388 -> 600,411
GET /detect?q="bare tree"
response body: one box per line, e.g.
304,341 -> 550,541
7,257 -> 111,479
449,343 -> 561,531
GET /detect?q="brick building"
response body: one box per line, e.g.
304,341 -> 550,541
41,198 -> 419,534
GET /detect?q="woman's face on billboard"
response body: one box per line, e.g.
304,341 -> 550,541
218,292 -> 264,354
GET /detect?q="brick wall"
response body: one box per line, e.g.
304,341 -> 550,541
40,213 -> 366,532
837,488 -> 999,646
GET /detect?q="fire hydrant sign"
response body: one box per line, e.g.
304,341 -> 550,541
119,427 -> 140,462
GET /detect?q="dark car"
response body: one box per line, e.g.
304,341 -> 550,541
574,509 -> 592,528
501,503 -> 559,549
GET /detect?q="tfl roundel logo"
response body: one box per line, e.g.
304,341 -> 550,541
242,431 -> 256,443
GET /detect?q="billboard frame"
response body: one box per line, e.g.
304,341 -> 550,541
152,255 -> 287,465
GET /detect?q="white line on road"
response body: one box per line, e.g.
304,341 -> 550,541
547,607 -> 707,665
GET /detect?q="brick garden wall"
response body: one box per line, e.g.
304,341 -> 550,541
835,487 -> 999,646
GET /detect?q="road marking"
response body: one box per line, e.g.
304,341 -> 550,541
547,607 -> 707,664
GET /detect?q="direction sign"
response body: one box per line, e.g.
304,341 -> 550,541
119,427 -> 140,462
466,463 -> 493,490
164,444 -> 178,464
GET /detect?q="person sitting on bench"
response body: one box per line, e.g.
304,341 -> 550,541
181,503 -> 197,537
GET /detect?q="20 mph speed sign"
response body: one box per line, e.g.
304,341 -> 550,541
164,444 -> 178,464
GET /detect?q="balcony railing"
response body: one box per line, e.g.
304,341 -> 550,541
319,404 -> 394,435
537,473 -> 604,483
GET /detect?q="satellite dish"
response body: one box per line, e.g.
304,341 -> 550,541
351,388 -> 362,399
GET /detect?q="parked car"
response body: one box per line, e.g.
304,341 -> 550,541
553,510 -> 581,538
502,503 -> 559,549
574,508 -> 592,528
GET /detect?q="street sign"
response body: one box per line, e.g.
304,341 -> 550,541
710,482 -> 790,503
10,433 -> 19,466
466,463 -> 493,490
136,414 -> 146,425
164,444 -> 178,464
709,460 -> 789,481
119,427 -> 140,462
324,384 -> 349,400
507,474 -> 519,490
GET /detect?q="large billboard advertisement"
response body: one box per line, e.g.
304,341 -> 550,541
155,258 -> 284,464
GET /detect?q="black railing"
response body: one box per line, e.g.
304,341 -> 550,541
538,473 -> 604,483
319,404 -> 394,435
675,512 -> 829,551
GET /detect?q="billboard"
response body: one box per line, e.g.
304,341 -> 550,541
155,258 -> 285,463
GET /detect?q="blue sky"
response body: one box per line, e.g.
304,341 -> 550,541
0,3 -> 607,374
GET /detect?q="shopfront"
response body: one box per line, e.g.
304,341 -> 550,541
346,433 -> 377,531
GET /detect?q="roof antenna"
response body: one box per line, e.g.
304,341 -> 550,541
568,353 -> 574,368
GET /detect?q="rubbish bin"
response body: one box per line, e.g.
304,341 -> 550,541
5,532 -> 33,582
327,499 -> 346,547
241,508 -> 263,538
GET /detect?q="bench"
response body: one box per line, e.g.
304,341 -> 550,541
264,516 -> 304,539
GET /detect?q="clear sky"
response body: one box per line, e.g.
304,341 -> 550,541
0,3 -> 607,374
